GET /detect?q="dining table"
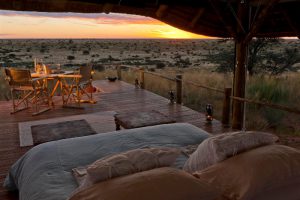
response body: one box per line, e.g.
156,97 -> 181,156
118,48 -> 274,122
31,70 -> 82,107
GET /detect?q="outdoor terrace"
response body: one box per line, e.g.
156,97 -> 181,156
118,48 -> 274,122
0,79 -> 229,200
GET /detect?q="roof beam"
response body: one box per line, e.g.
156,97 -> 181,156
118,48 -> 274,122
102,3 -> 114,14
245,0 -> 279,42
189,8 -> 205,28
209,0 -> 236,38
283,11 -> 300,37
156,4 -> 168,18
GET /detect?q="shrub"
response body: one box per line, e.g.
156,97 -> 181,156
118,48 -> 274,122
156,62 -> 166,69
93,64 -> 105,72
83,50 -> 90,55
67,55 -> 75,61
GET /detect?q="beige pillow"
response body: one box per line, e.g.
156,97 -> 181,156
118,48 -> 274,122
193,145 -> 300,200
72,147 -> 181,190
69,167 -> 222,200
183,131 -> 278,173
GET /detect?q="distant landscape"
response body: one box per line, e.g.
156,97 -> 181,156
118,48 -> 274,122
0,39 -> 300,139
0,39 -> 231,69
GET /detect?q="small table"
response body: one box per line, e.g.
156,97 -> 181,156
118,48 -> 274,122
31,71 -> 82,106
114,110 -> 176,130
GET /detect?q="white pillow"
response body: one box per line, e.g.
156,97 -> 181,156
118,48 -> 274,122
183,131 -> 278,173
73,147 -> 181,190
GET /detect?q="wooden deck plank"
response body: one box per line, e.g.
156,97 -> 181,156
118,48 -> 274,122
0,80 -> 229,200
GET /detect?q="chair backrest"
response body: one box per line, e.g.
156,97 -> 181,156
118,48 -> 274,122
43,64 -> 51,75
35,63 -> 43,73
5,68 -> 32,86
79,65 -> 93,83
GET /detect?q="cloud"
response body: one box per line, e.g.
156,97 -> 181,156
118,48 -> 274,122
0,10 -> 163,25
0,33 -> 14,37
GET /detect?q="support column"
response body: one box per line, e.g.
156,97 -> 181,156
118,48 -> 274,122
232,1 -> 249,130
232,40 -> 248,129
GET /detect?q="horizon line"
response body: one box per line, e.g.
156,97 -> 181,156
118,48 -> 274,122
0,37 -> 297,40
0,38 -> 219,40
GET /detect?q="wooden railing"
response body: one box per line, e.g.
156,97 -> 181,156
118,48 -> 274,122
231,96 -> 300,115
114,66 -> 300,127
115,66 -> 231,126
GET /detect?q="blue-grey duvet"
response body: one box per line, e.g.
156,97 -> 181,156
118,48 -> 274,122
4,123 -> 210,200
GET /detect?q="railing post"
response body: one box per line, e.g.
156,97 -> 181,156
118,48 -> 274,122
139,68 -> 145,89
176,74 -> 183,104
117,65 -> 122,80
222,87 -> 232,126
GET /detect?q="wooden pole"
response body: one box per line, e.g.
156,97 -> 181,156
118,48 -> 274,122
232,40 -> 248,129
139,68 -> 145,89
176,74 -> 183,104
222,87 -> 232,126
232,2 -> 249,130
117,65 -> 122,80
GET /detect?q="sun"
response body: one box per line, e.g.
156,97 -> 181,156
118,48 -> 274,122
152,25 -> 212,39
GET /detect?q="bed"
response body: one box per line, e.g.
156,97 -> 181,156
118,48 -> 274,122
4,123 -> 210,200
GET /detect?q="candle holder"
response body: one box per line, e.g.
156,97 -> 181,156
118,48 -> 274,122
135,78 -> 140,88
206,104 -> 213,121
169,90 -> 175,104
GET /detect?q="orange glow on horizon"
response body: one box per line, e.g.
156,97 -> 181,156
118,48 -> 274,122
0,11 -> 213,39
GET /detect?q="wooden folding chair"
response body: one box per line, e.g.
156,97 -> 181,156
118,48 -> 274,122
5,68 -> 51,115
63,65 -> 96,108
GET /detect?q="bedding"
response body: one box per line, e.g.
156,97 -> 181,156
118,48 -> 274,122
73,147 -> 181,191
193,145 -> 300,200
69,167 -> 222,200
183,131 -> 278,173
3,123 -> 210,200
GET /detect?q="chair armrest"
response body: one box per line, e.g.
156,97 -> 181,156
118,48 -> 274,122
58,74 -> 82,78
32,77 -> 47,82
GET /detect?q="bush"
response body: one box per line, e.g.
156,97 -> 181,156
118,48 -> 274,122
93,64 -> 105,72
156,62 -> 166,69
83,50 -> 90,55
67,55 -> 75,61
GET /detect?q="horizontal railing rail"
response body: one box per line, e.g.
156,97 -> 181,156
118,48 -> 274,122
183,80 -> 224,93
144,71 -> 176,82
231,96 -> 300,115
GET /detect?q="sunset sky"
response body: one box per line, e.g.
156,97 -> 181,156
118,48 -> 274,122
0,10 -> 210,39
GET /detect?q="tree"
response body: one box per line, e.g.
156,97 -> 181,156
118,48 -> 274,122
248,38 -> 278,75
209,49 -> 235,73
260,48 -> 300,75
156,62 -> 166,69
206,38 -> 279,74
67,55 -> 75,63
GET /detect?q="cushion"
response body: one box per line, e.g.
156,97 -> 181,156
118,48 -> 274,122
69,167 -> 222,200
183,131 -> 278,173
193,145 -> 300,200
73,147 -> 181,190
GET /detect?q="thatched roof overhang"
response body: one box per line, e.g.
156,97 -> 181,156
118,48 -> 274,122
0,0 -> 299,38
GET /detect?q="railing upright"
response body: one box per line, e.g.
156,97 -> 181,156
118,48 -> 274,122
117,65 -> 122,80
139,68 -> 145,89
176,74 -> 183,104
222,87 -> 232,126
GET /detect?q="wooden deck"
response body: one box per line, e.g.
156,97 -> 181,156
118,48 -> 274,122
0,80 -> 229,200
